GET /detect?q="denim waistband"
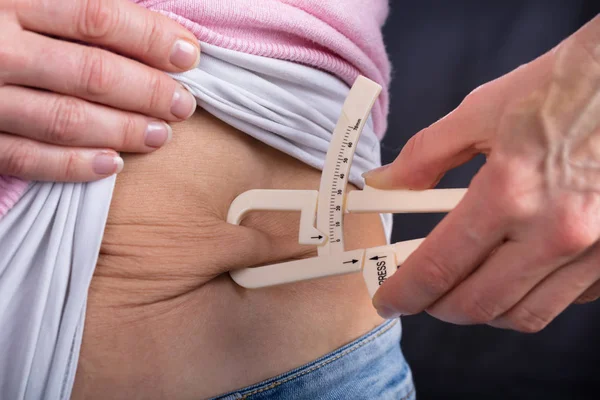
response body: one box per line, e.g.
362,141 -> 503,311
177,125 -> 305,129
212,319 -> 415,400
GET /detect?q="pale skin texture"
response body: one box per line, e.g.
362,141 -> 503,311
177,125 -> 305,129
366,16 -> 600,333
72,110 -> 385,400
0,0 -> 199,181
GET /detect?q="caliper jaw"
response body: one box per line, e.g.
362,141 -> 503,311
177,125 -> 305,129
227,189 -> 326,246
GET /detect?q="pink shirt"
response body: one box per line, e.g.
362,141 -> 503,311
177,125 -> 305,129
0,0 -> 390,218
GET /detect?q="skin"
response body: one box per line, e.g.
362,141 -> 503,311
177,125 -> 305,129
366,16 -> 600,333
72,110 -> 385,399
0,0 -> 199,181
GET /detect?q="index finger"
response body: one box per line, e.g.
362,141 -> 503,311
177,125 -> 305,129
15,0 -> 200,72
372,169 -> 507,317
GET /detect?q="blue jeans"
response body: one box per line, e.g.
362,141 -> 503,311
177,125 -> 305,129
212,319 -> 415,399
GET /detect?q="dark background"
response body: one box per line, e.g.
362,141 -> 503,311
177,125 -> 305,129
381,2 -> 600,399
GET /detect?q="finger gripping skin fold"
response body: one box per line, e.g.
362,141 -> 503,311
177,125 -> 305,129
227,76 -> 468,298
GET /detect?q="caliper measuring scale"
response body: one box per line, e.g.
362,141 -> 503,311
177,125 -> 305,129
227,76 -> 467,298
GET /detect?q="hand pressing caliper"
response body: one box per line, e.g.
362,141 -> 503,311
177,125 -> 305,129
227,76 -> 467,298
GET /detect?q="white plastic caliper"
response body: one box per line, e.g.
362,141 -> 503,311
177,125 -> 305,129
227,76 -> 467,298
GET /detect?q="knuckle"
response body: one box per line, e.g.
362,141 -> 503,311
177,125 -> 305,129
491,164 -> 538,221
77,0 -> 118,40
46,97 -> 86,144
139,14 -> 163,56
146,73 -> 169,113
79,48 -> 115,96
461,296 -> 500,324
502,191 -> 537,221
511,306 -> 552,333
537,204 -> 599,259
551,227 -> 595,258
481,161 -> 517,213
2,140 -> 38,177
550,209 -> 598,256
59,150 -> 81,181
414,252 -> 456,298
118,114 -> 140,149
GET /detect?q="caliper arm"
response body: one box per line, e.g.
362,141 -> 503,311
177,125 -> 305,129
228,189 -> 325,246
226,236 -> 425,298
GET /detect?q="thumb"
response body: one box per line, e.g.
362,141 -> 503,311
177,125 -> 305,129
364,89 -> 499,190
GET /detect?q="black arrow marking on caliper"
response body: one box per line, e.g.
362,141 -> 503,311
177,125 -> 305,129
369,256 -> 387,261
343,259 -> 359,264
311,235 -> 324,240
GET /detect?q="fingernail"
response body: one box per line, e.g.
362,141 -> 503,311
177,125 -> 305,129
374,304 -> 402,319
145,121 -> 172,148
93,154 -> 124,175
171,86 -> 197,119
170,39 -> 200,70
362,164 -> 391,185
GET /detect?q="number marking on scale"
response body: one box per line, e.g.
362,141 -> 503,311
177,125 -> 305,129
316,77 -> 382,256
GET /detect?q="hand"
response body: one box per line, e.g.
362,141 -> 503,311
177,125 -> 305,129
365,16 -> 600,332
0,0 -> 200,181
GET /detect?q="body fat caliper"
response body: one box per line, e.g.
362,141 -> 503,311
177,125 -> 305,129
227,76 -> 468,298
